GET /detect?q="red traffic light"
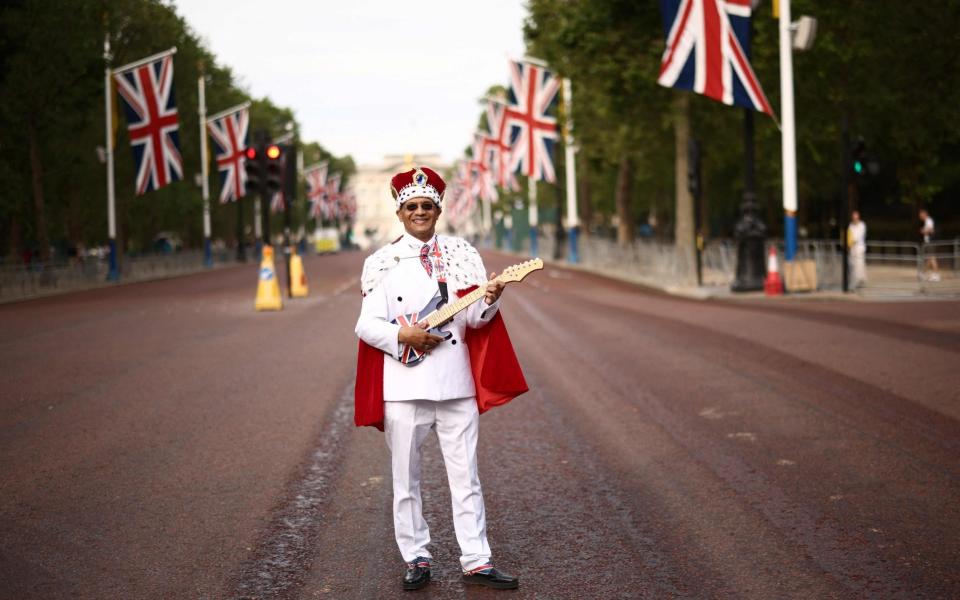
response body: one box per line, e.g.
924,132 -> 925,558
265,144 -> 281,160
245,147 -> 257,160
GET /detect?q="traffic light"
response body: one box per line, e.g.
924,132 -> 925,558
850,137 -> 866,176
244,145 -> 263,196
265,144 -> 283,194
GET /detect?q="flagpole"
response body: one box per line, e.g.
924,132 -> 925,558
104,31 -> 119,281
780,0 -> 798,263
562,77 -> 579,264
198,67 -> 213,268
528,177 -> 538,256
113,47 -> 177,76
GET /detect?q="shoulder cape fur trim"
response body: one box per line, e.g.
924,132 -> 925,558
360,235 -> 486,297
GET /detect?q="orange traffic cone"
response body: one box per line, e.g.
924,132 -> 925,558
764,246 -> 784,296
289,247 -> 309,298
255,246 -> 283,311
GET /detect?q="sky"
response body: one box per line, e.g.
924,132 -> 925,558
174,0 -> 529,167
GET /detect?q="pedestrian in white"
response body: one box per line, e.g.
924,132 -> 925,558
919,208 -> 940,281
847,211 -> 867,288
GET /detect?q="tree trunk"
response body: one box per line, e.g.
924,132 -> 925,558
615,155 -> 634,245
578,162 -> 592,238
27,116 -> 50,261
8,215 -> 22,263
673,94 -> 695,275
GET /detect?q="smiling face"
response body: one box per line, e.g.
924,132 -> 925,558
397,197 -> 441,242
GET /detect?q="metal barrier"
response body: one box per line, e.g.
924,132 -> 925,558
0,249 -> 235,303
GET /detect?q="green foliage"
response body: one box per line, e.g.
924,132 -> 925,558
524,0 -> 960,240
0,0 -> 353,261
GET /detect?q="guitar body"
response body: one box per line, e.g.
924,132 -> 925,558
391,291 -> 453,366
388,258 -> 543,367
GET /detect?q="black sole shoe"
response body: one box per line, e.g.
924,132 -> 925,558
462,569 -> 519,589
403,571 -> 430,590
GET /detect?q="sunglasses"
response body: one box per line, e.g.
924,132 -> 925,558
403,201 -> 438,212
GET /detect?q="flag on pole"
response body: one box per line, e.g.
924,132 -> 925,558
657,0 -> 774,116
339,189 -> 357,221
470,133 -> 498,203
504,58 -> 560,183
270,189 -> 285,213
206,104 -> 249,203
481,99 -> 520,191
324,172 -> 342,220
305,161 -> 329,220
113,49 -> 183,194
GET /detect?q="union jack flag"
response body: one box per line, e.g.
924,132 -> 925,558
206,105 -> 248,203
395,312 -> 426,364
481,99 -> 520,191
339,189 -> 357,221
470,133 -> 498,203
113,50 -> 183,195
269,151 -> 290,213
504,59 -> 560,183
448,160 -> 478,226
324,172 -> 342,220
270,189 -> 285,214
304,161 -> 328,220
658,0 -> 774,116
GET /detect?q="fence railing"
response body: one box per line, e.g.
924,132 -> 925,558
0,249 -> 235,303
507,233 -> 958,296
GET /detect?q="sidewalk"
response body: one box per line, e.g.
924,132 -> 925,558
494,248 -> 959,303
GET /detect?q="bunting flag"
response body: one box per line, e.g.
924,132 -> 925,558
481,99 -> 520,191
504,58 -> 560,183
113,49 -> 183,194
206,104 -> 249,203
304,161 -> 329,220
657,0 -> 774,116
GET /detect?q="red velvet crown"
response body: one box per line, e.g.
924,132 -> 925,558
390,166 -> 446,206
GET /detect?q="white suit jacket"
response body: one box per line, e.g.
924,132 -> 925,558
355,234 -> 500,402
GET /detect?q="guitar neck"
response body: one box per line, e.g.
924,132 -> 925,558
423,281 -> 497,328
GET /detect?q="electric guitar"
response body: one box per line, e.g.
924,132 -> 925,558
392,258 -> 543,365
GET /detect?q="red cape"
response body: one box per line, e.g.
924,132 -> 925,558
354,292 -> 528,431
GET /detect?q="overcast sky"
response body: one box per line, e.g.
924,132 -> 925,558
174,0 -> 528,167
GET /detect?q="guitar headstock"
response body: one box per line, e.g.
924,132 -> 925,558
497,258 -> 545,283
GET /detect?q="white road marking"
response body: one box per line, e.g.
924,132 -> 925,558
726,432 -> 757,442
776,459 -> 796,466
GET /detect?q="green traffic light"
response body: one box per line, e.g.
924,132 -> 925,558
853,160 -> 863,174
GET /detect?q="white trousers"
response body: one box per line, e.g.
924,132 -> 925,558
384,397 -> 491,572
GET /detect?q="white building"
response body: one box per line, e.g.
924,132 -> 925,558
351,153 -> 451,250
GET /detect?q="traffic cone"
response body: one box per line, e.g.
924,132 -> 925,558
764,246 -> 784,296
255,245 -> 283,311
289,247 -> 309,298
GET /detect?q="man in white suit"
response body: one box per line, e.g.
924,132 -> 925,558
355,166 -> 520,591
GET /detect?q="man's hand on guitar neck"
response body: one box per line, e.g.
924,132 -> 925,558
398,321 -> 445,353
484,272 -> 505,305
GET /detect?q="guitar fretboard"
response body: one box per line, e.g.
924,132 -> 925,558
422,281 -> 496,328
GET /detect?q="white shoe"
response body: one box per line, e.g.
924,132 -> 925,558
929,273 -> 941,282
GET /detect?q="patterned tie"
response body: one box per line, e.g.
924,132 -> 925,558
419,244 -> 433,277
